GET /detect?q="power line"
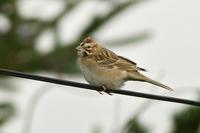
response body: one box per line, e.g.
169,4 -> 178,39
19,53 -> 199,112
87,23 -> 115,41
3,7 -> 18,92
0,68 -> 199,107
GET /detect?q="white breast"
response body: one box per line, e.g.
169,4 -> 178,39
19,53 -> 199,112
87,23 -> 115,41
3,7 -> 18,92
78,58 -> 127,90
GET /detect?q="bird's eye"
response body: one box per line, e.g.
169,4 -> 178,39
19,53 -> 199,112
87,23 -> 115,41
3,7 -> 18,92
86,45 -> 91,48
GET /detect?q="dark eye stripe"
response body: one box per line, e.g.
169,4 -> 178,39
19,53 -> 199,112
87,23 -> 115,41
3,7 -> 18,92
80,42 -> 84,46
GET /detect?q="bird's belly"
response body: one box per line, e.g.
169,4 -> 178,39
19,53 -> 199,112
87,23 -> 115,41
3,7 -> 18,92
80,63 -> 127,90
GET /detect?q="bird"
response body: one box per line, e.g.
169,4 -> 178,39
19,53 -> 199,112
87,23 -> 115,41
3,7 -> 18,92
76,37 -> 173,94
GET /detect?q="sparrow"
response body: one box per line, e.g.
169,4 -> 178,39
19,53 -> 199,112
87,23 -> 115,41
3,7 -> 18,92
76,37 -> 173,94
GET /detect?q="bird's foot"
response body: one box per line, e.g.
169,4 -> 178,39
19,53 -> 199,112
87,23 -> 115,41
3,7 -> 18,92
96,85 -> 113,95
102,85 -> 113,95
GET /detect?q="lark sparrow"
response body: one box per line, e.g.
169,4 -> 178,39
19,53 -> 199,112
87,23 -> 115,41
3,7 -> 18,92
76,37 -> 173,94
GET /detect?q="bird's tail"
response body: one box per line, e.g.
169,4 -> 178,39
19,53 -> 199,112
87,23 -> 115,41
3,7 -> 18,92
144,77 -> 173,91
129,72 -> 173,91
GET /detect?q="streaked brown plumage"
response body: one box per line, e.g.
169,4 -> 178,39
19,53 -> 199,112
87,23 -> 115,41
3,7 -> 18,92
76,37 -> 173,93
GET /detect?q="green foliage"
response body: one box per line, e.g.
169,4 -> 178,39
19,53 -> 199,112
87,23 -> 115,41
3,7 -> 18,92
92,125 -> 102,133
0,0 -> 149,73
172,107 -> 200,133
123,118 -> 148,133
0,103 -> 15,126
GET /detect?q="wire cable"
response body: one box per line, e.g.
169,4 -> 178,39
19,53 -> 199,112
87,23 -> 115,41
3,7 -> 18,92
0,68 -> 199,107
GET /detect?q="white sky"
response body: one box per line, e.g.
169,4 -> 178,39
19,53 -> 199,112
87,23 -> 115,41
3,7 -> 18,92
2,0 -> 200,133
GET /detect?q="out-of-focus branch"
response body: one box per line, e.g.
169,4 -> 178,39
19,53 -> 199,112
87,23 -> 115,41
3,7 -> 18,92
20,0 -> 83,42
0,0 -> 150,74
103,31 -> 151,46
122,102 -> 150,133
30,0 -> 148,73
0,103 -> 15,126
22,85 -> 52,133
80,0 -> 145,39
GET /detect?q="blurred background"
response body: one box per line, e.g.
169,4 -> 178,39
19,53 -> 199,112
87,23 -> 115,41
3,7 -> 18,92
0,0 -> 200,133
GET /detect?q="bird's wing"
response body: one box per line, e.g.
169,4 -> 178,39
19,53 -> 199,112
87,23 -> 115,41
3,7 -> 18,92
94,48 -> 142,71
115,56 -> 139,71
118,56 -> 147,71
94,48 -> 119,66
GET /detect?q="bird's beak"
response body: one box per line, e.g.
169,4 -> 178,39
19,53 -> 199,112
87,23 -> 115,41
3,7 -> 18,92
76,46 -> 81,51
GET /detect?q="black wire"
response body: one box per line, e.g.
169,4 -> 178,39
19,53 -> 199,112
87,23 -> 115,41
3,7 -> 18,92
0,68 -> 199,107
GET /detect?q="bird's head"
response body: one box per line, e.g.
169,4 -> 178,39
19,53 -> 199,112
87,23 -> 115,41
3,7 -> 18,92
76,37 -> 99,57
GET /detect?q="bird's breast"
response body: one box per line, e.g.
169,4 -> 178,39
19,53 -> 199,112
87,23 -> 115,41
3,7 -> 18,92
78,58 -> 128,89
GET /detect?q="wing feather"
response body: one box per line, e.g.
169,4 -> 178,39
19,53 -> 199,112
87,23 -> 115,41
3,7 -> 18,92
92,48 -> 145,71
118,56 -> 147,71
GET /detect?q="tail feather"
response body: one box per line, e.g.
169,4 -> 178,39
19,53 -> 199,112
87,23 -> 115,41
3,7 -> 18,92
137,67 -> 147,72
129,72 -> 173,91
144,78 -> 173,91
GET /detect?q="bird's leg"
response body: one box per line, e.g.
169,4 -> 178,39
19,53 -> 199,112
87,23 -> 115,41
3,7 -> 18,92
97,90 -> 104,95
96,86 -> 104,95
102,85 -> 113,95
